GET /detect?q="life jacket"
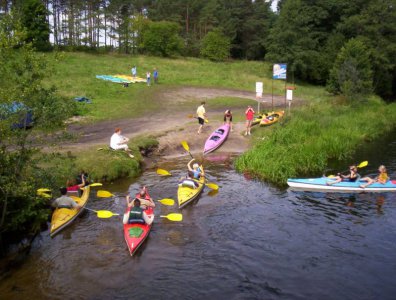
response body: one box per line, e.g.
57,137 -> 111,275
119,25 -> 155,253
128,207 -> 145,224
193,168 -> 201,179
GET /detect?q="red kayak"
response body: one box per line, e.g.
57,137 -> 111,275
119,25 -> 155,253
123,191 -> 154,256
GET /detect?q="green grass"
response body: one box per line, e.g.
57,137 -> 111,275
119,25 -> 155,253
45,52 -> 294,121
235,96 -> 396,185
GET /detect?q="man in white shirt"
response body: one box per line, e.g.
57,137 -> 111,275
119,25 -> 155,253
110,128 -> 134,158
196,101 -> 206,134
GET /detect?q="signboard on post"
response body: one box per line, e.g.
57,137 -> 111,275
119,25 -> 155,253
256,82 -> 263,112
273,64 -> 287,80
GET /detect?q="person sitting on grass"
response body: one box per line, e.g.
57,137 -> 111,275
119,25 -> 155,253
126,186 -> 155,209
123,199 -> 154,225
52,187 -> 81,210
187,158 -> 203,179
360,165 -> 389,189
327,165 -> 360,185
110,127 -> 134,158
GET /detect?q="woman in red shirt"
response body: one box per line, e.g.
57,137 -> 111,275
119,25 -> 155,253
245,106 -> 255,135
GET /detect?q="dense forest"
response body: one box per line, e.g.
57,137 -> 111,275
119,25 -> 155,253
0,0 -> 395,99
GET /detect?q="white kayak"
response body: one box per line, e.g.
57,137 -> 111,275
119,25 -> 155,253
287,177 -> 396,192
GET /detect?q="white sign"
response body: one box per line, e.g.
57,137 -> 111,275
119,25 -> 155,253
286,89 -> 293,101
256,82 -> 263,98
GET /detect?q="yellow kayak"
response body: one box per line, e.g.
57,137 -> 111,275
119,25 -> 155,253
50,186 -> 90,237
260,111 -> 284,126
177,166 -> 205,209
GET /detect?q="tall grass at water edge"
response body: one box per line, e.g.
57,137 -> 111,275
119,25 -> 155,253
235,96 -> 396,185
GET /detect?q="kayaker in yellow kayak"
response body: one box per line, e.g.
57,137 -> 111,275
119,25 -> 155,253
187,158 -> 203,179
178,171 -> 199,189
360,165 -> 389,189
123,199 -> 154,225
52,187 -> 81,210
327,165 -> 360,185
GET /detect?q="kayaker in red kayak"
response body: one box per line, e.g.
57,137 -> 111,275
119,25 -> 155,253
327,165 -> 360,185
360,165 -> 389,189
126,186 -> 155,209
123,199 -> 154,225
224,109 -> 233,132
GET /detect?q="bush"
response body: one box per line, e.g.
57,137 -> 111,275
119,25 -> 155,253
200,29 -> 231,62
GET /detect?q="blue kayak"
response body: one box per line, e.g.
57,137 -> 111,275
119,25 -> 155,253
287,177 -> 396,192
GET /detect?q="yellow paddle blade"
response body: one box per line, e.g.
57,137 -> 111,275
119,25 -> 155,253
358,161 -> 368,168
160,213 -> 183,222
97,190 -> 114,198
158,198 -> 175,206
89,183 -> 103,187
327,175 -> 336,178
157,168 -> 171,176
205,118 -> 209,123
97,210 -> 120,218
187,114 -> 194,118
206,182 -> 219,190
37,191 -> 51,198
181,141 -> 190,152
37,188 -> 51,193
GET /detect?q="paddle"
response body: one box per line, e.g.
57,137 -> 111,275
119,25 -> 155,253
181,140 -> 194,159
89,183 -> 103,187
158,198 -> 175,206
84,207 -> 120,218
187,114 -> 208,123
157,168 -> 172,176
328,161 -> 368,177
160,213 -> 183,222
97,190 -> 114,198
37,188 -> 51,193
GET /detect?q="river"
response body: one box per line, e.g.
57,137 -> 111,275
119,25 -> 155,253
1,134 -> 395,300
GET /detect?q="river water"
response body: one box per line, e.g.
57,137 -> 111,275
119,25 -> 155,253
1,135 -> 395,300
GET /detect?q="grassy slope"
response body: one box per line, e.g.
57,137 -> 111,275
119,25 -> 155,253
46,52 -> 288,121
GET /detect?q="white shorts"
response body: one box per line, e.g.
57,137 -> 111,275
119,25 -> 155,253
111,144 -> 128,150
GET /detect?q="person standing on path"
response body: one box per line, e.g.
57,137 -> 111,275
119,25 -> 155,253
196,101 -> 206,134
146,71 -> 151,86
245,105 -> 255,136
224,109 -> 233,132
153,68 -> 158,84
131,66 -> 137,78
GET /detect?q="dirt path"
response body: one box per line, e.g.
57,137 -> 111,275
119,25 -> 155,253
63,87 -> 299,156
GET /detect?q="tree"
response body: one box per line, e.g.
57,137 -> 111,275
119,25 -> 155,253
141,21 -> 184,57
20,0 -> 51,51
326,38 -> 373,101
200,28 -> 230,61
0,13 -> 74,249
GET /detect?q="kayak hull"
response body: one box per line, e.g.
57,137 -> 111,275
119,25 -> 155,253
123,192 -> 154,256
260,111 -> 284,126
178,166 -> 205,209
203,124 -> 230,155
287,177 -> 396,192
50,186 -> 91,237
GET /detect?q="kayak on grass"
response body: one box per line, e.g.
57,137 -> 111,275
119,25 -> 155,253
260,111 -> 284,126
178,165 -> 205,209
50,186 -> 91,237
251,112 -> 267,126
287,177 -> 396,192
123,190 -> 154,256
203,123 -> 230,155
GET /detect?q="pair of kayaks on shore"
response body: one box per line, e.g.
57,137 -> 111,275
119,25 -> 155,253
252,111 -> 285,126
287,177 -> 396,192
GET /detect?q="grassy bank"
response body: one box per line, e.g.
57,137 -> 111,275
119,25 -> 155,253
235,96 -> 396,185
40,135 -> 159,187
46,52 -> 288,121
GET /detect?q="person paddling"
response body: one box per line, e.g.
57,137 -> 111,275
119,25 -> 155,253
187,158 -> 203,179
327,165 -> 360,185
52,187 -> 81,210
123,199 -> 154,225
126,186 -> 155,209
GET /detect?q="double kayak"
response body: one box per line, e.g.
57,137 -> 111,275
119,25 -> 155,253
287,177 -> 396,192
123,191 -> 154,256
178,166 -> 205,209
203,124 -> 230,155
50,186 -> 91,237
260,111 -> 284,126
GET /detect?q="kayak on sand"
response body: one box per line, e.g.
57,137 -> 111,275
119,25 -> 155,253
203,123 -> 230,155
287,177 -> 396,192
123,190 -> 154,256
